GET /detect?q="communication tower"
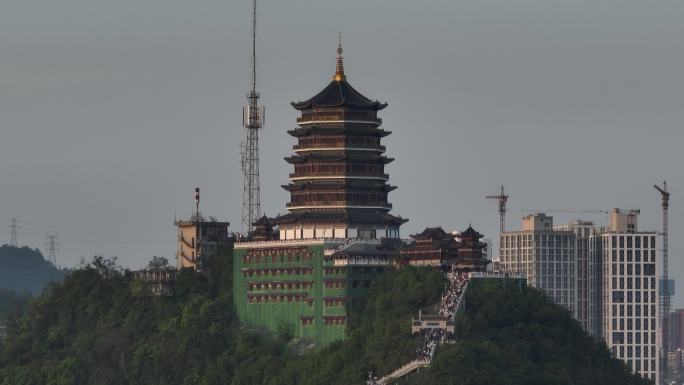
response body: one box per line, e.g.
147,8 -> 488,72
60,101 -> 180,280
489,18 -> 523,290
240,0 -> 265,234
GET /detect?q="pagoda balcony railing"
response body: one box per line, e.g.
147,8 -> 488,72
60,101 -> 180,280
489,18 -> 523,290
289,172 -> 390,180
296,114 -> 382,125
293,142 -> 386,152
286,201 -> 392,209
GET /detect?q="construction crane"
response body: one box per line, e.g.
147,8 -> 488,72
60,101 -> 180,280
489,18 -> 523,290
654,181 -> 670,384
486,185 -> 508,234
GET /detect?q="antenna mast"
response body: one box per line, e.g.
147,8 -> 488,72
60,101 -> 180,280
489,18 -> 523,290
241,0 -> 264,234
654,181 -> 670,383
194,187 -> 201,221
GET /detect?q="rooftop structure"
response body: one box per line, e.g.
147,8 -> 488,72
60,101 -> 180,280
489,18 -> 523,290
175,188 -> 234,270
401,227 -> 459,268
401,226 -> 490,272
132,269 -> 177,297
607,208 -> 640,233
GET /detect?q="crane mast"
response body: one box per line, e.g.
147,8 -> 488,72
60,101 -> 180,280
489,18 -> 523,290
654,181 -> 670,384
486,185 -> 508,234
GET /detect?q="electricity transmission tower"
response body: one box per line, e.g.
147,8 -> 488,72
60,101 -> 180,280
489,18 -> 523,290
8,217 -> 19,247
240,0 -> 265,234
45,234 -> 60,266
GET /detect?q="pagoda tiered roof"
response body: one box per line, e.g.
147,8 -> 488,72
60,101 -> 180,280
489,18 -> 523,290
411,227 -> 453,241
291,79 -> 387,111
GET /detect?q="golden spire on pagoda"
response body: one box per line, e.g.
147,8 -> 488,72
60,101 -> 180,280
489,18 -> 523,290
334,32 -> 346,82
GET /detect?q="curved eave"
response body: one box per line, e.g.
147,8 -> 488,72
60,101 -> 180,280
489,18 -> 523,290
282,183 -> 397,192
291,100 -> 388,111
275,210 -> 409,226
288,127 -> 391,138
284,154 -> 393,164
291,80 -> 388,111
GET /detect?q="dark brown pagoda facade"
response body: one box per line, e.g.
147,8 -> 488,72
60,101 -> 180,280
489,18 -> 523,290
276,41 -> 407,240
453,226 -> 490,272
401,227 -> 459,268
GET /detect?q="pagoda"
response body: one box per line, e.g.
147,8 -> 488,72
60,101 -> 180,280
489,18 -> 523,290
276,39 -> 407,240
400,226 -> 490,272
233,40 -> 407,345
401,227 -> 460,269
453,226 -> 490,272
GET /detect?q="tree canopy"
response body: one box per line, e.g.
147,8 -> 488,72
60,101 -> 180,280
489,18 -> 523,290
0,245 -> 67,294
0,256 -> 651,385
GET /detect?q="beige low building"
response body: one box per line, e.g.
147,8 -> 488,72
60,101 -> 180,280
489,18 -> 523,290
133,269 -> 177,296
175,215 -> 233,270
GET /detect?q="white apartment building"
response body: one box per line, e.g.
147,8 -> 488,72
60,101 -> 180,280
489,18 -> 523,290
555,220 -> 602,337
500,213 -> 577,317
600,209 -> 659,383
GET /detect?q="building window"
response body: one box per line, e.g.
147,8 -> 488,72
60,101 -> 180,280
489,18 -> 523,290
612,332 -> 624,344
643,264 -> 655,276
612,291 -> 624,303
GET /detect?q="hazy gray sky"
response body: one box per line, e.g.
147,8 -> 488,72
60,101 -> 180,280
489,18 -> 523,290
1,0 -> 682,305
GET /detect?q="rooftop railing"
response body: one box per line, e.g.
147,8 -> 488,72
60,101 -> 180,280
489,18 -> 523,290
286,201 -> 391,209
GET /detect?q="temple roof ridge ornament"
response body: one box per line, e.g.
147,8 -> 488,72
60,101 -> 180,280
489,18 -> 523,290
334,32 -> 346,82
290,37 -> 387,111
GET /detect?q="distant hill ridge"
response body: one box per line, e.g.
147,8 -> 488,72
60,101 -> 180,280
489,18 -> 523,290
0,245 -> 67,294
